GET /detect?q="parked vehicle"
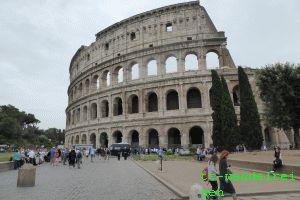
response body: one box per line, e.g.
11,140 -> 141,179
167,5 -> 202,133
109,143 -> 131,156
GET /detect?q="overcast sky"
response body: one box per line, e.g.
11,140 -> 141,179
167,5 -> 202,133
0,0 -> 299,130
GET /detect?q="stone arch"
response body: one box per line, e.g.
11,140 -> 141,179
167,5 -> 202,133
71,136 -> 74,146
100,100 -> 109,118
185,54 -> 198,71
101,70 -> 110,87
114,66 -> 123,84
76,108 -> 81,123
78,82 -> 83,97
187,87 -> 202,108
129,130 -> 139,147
92,74 -> 100,91
168,128 -> 181,148
147,59 -> 158,76
85,79 -> 90,95
83,106 -> 88,121
128,94 -> 139,114
90,133 -> 96,148
131,63 -> 139,80
166,89 -> 179,110
81,134 -> 87,144
189,126 -> 204,146
100,132 -> 108,147
113,97 -> 123,116
112,131 -> 123,143
90,103 -> 97,120
147,92 -> 158,112
148,128 -> 159,148
206,51 -> 220,69
165,56 -> 177,73
75,135 -> 80,144
233,85 -> 240,106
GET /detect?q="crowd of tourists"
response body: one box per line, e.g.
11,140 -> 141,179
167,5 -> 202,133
11,146 -> 111,170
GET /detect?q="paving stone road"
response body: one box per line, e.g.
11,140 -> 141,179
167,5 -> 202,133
0,158 -> 178,200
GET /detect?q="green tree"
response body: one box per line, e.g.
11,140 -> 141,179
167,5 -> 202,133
238,67 -> 263,150
221,76 -> 240,151
256,63 -> 300,148
211,70 -> 224,150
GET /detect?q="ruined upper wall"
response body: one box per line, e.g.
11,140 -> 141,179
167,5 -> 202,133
69,1 -> 228,80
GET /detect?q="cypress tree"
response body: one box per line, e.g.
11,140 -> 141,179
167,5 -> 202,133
210,70 -> 224,150
238,67 -> 263,150
221,76 -> 240,151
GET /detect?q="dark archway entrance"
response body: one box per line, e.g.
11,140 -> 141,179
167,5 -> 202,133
187,88 -> 202,108
189,126 -> 204,146
113,131 -> 122,143
148,129 -> 159,148
131,130 -> 139,147
148,92 -> 158,112
100,132 -> 108,147
168,128 -> 181,148
90,133 -> 96,148
166,90 -> 179,110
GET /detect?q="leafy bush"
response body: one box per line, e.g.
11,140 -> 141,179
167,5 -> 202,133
189,147 -> 197,154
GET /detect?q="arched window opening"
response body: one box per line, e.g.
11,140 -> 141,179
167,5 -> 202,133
113,97 -> 123,116
147,60 -> 158,76
148,129 -> 159,148
147,92 -> 158,112
75,135 -> 79,144
166,90 -> 179,110
83,106 -> 87,121
168,128 -> 181,148
117,67 -> 123,83
187,88 -> 202,108
78,83 -> 83,97
128,95 -> 139,114
81,134 -> 87,144
131,130 -> 139,148
100,132 -> 108,147
206,52 -> 219,69
131,64 -> 139,80
85,79 -> 90,95
101,71 -> 110,87
233,85 -> 240,106
185,54 -> 198,71
165,56 -> 177,73
101,100 -> 109,118
92,75 -> 99,91
113,131 -> 122,143
189,126 -> 204,146
90,133 -> 96,148
91,103 -> 97,120
71,136 -> 74,145
76,108 -> 80,123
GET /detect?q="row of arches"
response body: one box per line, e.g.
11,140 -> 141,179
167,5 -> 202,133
68,126 -> 205,148
67,87 -> 204,125
68,84 -> 241,126
70,52 -> 220,101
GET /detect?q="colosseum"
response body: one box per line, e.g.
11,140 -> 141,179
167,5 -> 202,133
65,1 -> 292,150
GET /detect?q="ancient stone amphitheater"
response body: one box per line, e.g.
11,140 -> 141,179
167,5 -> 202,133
65,1 -> 290,149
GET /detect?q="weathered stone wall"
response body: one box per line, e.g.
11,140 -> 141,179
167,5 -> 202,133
65,1 -> 290,149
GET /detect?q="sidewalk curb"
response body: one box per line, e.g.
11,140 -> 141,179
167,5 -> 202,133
132,160 -> 187,199
133,160 -> 300,199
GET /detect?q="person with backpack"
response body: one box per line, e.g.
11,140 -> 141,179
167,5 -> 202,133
76,149 -> 83,169
208,154 -> 219,199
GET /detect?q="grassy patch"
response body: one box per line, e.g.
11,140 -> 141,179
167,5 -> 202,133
0,152 -> 13,162
133,154 -> 195,161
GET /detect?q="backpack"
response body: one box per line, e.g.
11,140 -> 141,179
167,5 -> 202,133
77,152 -> 82,159
202,167 -> 209,182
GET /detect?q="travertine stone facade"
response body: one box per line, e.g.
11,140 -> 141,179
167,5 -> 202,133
65,1 -> 290,149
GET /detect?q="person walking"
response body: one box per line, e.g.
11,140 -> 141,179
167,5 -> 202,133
76,149 -> 83,169
50,147 -> 56,166
219,150 -> 237,200
68,149 -> 76,168
271,147 -> 282,172
89,146 -> 96,162
208,154 -> 219,199
13,149 -> 21,170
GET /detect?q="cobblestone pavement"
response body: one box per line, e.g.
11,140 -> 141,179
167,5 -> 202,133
0,158 -> 178,200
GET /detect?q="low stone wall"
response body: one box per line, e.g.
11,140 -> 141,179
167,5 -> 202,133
228,159 -> 300,177
0,161 -> 14,172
